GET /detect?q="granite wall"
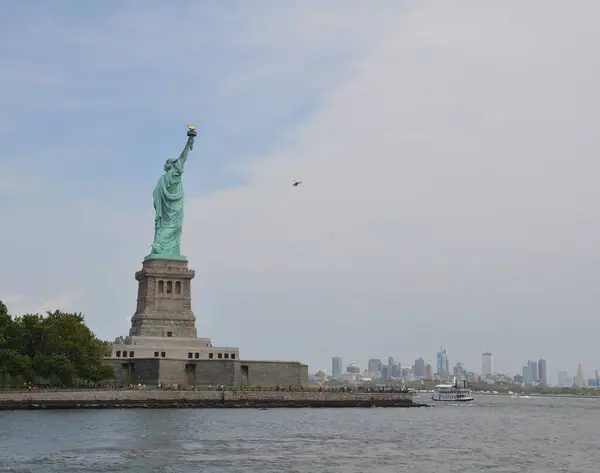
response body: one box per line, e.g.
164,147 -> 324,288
242,361 -> 309,387
104,358 -> 308,387
192,360 -> 237,386
0,389 -> 419,409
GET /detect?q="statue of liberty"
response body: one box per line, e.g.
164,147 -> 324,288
145,126 -> 197,261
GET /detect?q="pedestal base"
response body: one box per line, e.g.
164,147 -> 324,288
109,335 -> 239,362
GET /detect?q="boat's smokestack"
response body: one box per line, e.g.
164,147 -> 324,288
463,380 -> 466,388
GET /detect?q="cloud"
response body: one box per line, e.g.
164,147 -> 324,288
0,294 -> 25,307
1,1 -> 600,380
1,292 -> 83,317
31,292 -> 84,315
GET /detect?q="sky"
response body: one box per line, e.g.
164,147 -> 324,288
1,0 -> 600,383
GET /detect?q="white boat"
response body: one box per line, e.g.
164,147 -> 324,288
431,378 -> 474,402
510,393 -> 530,399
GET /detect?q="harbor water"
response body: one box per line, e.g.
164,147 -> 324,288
0,394 -> 597,472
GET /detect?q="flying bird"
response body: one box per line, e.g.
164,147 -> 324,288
293,180 -> 302,187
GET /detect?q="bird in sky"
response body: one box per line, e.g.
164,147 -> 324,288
293,180 -> 302,187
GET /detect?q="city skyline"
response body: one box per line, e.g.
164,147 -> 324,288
323,351 -> 592,386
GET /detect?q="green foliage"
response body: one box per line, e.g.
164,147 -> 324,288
0,301 -> 10,346
0,300 -> 8,317
0,302 -> 115,387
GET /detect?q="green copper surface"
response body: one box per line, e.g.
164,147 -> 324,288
145,133 -> 195,261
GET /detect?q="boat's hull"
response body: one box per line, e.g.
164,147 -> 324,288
431,396 -> 474,402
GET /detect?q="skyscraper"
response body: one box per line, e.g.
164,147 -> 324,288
481,352 -> 493,376
436,348 -> 449,376
557,370 -> 568,387
388,356 -> 395,368
538,358 -> 547,386
575,364 -> 586,388
368,359 -> 383,374
528,360 -> 538,383
425,363 -> 434,379
414,357 -> 425,378
332,356 -> 342,378
522,365 -> 529,384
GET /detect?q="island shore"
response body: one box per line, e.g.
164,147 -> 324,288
0,389 -> 428,410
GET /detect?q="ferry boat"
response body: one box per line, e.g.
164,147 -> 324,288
431,378 -> 474,402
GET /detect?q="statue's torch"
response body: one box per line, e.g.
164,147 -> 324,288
187,125 -> 197,150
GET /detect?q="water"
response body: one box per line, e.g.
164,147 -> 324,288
0,395 -> 597,472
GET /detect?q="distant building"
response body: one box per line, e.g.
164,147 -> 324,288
453,362 -> 467,379
346,363 -> 360,374
557,370 -> 568,387
424,363 -> 434,379
332,356 -> 343,378
388,356 -> 395,367
381,365 -> 391,381
565,376 -> 573,387
514,374 -> 523,383
436,348 -> 449,376
537,358 -> 547,386
401,367 -> 413,379
391,363 -> 403,378
527,360 -> 538,383
575,364 -> 586,388
481,352 -> 493,376
340,372 -> 359,383
522,366 -> 529,384
312,369 -> 328,383
414,357 -> 425,378
368,359 -> 383,375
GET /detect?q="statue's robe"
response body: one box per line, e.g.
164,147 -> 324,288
151,158 -> 185,257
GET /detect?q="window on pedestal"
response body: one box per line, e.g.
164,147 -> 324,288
175,281 -> 181,294
158,280 -> 164,293
116,350 -> 121,357
231,354 -> 236,359
161,352 -> 166,358
194,353 -> 199,359
188,353 -> 193,359
154,351 -> 159,357
209,353 -> 214,359
218,353 -> 223,359
129,351 -> 134,357
224,353 -> 229,359
166,281 -> 172,294
123,351 -> 128,357
167,331 -> 172,337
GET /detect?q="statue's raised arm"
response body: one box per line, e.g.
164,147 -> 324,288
177,125 -> 197,169
146,125 -> 198,261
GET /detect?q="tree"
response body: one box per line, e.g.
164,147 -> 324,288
0,349 -> 33,385
0,301 -> 115,387
34,354 -> 76,386
0,300 -> 8,317
0,301 -> 10,347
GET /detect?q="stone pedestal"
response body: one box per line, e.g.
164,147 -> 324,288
129,258 -> 197,338
105,257 -> 308,387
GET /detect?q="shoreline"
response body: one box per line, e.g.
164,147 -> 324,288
0,390 -> 429,410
